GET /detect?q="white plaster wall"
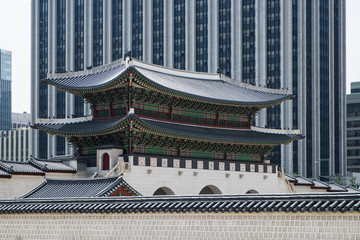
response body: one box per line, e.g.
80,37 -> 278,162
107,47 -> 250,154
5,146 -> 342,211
45,172 -> 77,179
96,148 -> 123,171
0,175 -> 44,199
291,184 -> 328,193
123,164 -> 290,196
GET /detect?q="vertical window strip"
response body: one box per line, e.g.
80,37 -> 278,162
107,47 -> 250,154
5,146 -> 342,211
112,0 -> 122,61
153,0 -> 164,65
39,0 -> 49,158
242,0 -> 256,84
56,0 -> 66,119
174,0 -> 185,69
75,0 -> 85,116
195,0 -> 208,72
93,0 -> 103,67
218,0 -> 231,77
132,0 -> 143,60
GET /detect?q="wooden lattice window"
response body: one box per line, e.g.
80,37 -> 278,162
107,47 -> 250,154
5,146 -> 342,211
219,113 -> 228,120
134,101 -> 145,109
214,152 -> 224,159
180,149 -> 191,157
158,104 -> 169,113
227,153 -> 236,160
135,145 -> 146,154
165,147 -> 177,156
173,107 -> 184,115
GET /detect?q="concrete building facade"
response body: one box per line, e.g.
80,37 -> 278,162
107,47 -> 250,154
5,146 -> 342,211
0,112 -> 33,162
12,112 -> 31,130
347,81 -> 360,173
31,0 -> 346,179
0,127 -> 32,162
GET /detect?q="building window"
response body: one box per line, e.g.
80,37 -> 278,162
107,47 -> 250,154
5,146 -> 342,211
174,0 -> 185,69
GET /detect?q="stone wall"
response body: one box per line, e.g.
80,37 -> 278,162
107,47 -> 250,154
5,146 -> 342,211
0,212 -> 359,239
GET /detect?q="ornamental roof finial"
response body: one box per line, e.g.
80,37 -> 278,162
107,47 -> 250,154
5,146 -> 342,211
124,51 -> 133,67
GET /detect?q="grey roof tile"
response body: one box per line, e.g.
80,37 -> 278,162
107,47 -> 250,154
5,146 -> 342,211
21,175 -> 141,199
0,160 -> 45,176
328,182 -> 347,192
29,156 -> 77,173
32,114 -> 302,144
43,59 -> 292,106
0,168 -> 11,178
284,174 -> 353,192
1,193 -> 360,215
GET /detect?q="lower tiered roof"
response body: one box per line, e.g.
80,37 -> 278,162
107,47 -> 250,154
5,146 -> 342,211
32,113 -> 302,146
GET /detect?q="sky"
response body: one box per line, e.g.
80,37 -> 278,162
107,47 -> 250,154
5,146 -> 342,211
0,0 -> 359,113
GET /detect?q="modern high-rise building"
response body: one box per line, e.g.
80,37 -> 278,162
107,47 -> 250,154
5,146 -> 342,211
347,82 -> 360,173
0,127 -> 32,162
0,49 -> 12,131
31,0 -> 346,179
0,112 -> 32,162
12,112 -> 31,130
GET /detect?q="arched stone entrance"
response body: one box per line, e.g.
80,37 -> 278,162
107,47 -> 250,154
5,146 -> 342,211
199,185 -> 222,194
245,189 -> 259,194
153,187 -> 175,195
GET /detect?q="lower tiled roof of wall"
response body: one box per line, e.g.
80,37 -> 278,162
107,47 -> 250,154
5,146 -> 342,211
1,193 -> 360,215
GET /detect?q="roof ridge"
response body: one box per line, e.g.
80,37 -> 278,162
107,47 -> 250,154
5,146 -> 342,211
44,175 -> 121,182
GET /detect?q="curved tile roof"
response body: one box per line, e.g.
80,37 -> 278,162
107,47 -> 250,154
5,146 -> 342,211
32,115 -> 131,137
141,117 -> 302,144
285,174 -> 353,192
2,193 -> 360,215
44,64 -> 128,91
21,176 -> 140,199
29,156 -> 77,173
0,160 -> 45,176
32,114 -> 302,145
0,168 -> 11,178
43,59 -> 293,106
134,65 -> 292,105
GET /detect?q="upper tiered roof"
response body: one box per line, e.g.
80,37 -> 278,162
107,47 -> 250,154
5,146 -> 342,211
43,58 -> 293,107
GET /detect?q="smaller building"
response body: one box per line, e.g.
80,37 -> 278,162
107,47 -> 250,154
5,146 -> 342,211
0,156 -> 77,199
0,127 -> 31,162
347,82 -> 360,173
21,175 -> 140,199
0,112 -> 32,162
12,112 -> 31,130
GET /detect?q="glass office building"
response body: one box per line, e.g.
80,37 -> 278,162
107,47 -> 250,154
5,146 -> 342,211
0,49 -> 11,131
31,0 -> 346,179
